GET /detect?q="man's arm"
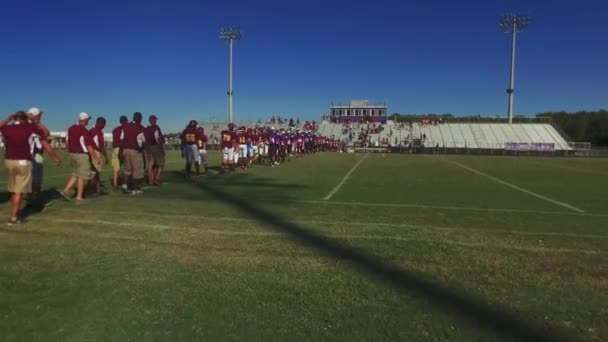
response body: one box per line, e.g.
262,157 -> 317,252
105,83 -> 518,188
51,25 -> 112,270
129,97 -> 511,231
40,140 -> 62,165
32,121 -> 51,138
87,144 -> 100,164
0,113 -> 15,130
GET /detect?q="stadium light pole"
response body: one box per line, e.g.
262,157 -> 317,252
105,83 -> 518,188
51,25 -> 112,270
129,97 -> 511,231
220,27 -> 241,123
500,14 -> 530,124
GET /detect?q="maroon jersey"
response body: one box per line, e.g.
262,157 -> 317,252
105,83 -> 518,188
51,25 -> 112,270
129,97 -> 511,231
237,132 -> 247,145
111,124 -> 126,148
0,122 -> 44,160
220,130 -> 236,149
144,124 -> 163,146
67,124 -> 94,154
122,122 -> 145,150
181,127 -> 201,145
89,127 -> 105,151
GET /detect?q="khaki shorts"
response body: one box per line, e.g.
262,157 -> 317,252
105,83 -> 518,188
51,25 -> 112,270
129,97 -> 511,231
123,149 -> 144,179
111,148 -> 121,171
146,145 -> 165,167
69,153 -> 92,180
4,160 -> 32,194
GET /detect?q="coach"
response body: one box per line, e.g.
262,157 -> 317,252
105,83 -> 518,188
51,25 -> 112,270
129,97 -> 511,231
61,112 -> 99,202
121,112 -> 146,195
0,111 -> 51,224
144,115 -> 165,186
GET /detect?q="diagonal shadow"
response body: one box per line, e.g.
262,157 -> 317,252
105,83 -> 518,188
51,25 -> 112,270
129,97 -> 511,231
182,177 -> 573,342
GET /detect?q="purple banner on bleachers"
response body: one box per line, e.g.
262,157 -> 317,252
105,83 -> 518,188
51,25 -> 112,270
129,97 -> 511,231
504,142 -> 554,152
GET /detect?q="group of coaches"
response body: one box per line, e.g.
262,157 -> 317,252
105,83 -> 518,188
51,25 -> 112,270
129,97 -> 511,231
60,111 -> 165,201
0,109 -> 165,224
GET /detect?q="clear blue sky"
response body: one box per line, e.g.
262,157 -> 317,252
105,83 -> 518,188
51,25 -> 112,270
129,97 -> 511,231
1,0 -> 606,131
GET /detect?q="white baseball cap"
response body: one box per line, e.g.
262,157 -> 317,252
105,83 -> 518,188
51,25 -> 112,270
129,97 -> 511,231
79,112 -> 90,121
28,107 -> 42,116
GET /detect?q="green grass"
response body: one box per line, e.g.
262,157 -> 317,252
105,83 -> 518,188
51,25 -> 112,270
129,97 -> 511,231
1,151 -> 607,341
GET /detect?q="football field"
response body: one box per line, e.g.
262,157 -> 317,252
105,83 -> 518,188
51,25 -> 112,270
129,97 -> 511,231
1,151 -> 607,341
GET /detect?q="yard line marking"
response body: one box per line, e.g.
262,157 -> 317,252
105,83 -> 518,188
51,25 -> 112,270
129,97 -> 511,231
444,159 -> 586,214
323,154 -> 368,201
298,200 -> 608,217
14,217 -> 608,255
42,208 -> 608,240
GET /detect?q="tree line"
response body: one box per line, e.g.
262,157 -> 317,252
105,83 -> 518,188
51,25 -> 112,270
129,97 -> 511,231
536,110 -> 608,146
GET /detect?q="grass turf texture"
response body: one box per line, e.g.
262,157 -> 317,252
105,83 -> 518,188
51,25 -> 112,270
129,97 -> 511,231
1,151 -> 607,341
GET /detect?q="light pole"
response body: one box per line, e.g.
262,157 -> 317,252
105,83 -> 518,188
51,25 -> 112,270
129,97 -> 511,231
220,27 -> 241,123
500,14 -> 529,124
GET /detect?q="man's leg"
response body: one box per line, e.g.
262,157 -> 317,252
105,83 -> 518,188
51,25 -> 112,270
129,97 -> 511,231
147,160 -> 155,186
75,178 -> 85,200
63,175 -> 77,196
154,166 -> 163,184
9,193 -> 22,221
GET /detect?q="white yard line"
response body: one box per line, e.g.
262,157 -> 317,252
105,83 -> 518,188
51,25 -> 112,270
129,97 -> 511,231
20,217 -> 608,255
445,159 -> 586,214
322,154 -> 368,201
298,199 -> 608,217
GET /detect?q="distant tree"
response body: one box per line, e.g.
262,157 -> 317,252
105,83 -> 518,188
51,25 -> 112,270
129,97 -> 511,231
536,110 -> 608,146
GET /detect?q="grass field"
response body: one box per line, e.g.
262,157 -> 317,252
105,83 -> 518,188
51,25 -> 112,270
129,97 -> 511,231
1,151 -> 607,341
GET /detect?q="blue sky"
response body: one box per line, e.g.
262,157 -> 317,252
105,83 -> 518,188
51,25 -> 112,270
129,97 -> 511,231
0,0 -> 606,131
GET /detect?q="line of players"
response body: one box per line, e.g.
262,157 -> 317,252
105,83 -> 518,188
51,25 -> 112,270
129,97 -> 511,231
219,123 -> 340,171
180,122 -> 340,174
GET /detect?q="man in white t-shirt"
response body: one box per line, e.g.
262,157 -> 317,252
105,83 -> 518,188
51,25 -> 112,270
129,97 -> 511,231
27,107 -> 61,194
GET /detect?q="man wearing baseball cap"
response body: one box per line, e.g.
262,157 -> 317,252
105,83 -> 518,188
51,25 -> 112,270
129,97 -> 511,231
61,112 -> 100,202
27,107 -> 62,195
120,112 -> 146,195
144,115 -> 165,186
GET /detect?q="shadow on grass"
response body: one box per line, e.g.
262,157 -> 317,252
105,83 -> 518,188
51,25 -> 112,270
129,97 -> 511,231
142,171 -> 307,204
21,189 -> 63,220
178,176 -> 571,342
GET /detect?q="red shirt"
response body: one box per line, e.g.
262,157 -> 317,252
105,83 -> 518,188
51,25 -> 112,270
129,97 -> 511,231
144,124 -> 163,146
111,124 -> 127,148
220,130 -> 237,149
89,127 -> 105,151
122,121 -> 145,150
0,122 -> 44,160
67,124 -> 94,154
181,127 -> 202,145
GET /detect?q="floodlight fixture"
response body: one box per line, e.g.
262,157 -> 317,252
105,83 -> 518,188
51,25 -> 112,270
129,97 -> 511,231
220,27 -> 241,123
500,14 -> 530,124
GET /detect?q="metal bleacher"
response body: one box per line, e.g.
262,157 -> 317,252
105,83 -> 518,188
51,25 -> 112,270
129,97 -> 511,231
412,123 -> 571,150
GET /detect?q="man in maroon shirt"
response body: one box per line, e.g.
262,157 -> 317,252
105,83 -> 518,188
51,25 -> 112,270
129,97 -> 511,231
89,117 -> 108,195
61,112 -> 100,202
111,116 -> 129,189
144,115 -> 165,185
0,111 -> 55,224
120,112 -> 146,194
